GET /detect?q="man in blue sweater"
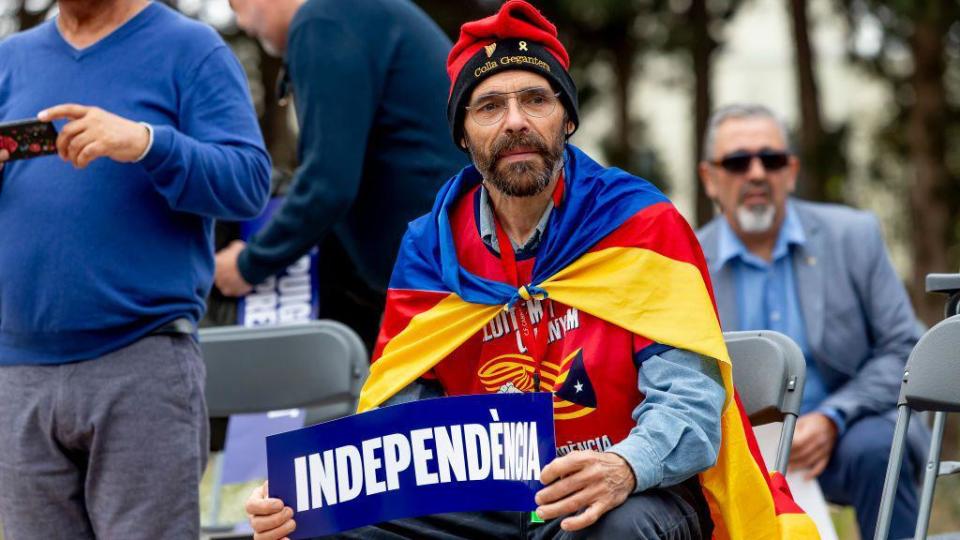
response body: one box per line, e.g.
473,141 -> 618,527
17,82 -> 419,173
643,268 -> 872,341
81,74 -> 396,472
0,1 -> 271,538
217,0 -> 465,348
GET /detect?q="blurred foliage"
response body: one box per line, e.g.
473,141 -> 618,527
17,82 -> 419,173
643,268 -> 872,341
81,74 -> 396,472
838,0 -> 960,324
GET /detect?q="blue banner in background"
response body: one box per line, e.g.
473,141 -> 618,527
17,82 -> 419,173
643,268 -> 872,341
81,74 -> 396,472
238,197 -> 320,327
266,393 -> 556,538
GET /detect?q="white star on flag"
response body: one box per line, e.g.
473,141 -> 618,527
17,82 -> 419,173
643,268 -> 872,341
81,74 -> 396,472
574,380 -> 583,393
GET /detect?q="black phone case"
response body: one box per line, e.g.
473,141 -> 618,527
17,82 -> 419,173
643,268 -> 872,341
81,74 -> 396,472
0,119 -> 58,161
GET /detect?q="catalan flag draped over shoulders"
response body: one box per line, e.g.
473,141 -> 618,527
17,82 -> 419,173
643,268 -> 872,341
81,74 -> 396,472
360,144 -> 818,539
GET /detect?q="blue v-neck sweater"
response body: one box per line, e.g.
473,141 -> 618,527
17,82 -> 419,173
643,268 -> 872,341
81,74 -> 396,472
0,3 -> 271,365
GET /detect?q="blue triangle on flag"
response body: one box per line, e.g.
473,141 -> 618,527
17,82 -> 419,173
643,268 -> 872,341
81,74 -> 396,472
555,350 -> 597,408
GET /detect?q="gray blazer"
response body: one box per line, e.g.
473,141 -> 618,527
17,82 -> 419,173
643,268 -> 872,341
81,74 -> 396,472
697,199 -> 928,462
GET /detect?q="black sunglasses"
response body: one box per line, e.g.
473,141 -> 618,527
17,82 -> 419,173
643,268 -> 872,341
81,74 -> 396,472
713,150 -> 790,174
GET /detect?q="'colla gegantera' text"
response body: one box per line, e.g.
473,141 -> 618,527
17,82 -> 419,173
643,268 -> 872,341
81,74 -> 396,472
292,409 -> 541,512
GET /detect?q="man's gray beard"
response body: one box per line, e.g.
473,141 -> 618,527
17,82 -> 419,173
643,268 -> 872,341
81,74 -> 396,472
469,127 -> 566,198
487,157 -> 559,198
736,204 -> 776,233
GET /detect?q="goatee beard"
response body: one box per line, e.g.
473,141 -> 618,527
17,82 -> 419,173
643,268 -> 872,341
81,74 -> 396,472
469,129 -> 565,198
736,204 -> 776,233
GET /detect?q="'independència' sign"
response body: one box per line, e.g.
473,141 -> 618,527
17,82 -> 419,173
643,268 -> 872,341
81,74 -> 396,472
266,393 -> 556,538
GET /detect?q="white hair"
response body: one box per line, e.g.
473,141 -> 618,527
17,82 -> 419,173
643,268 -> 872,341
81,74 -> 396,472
702,103 -> 792,162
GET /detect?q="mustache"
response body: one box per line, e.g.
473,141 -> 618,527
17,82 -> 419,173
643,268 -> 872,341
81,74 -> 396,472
737,182 -> 772,203
491,132 -> 548,162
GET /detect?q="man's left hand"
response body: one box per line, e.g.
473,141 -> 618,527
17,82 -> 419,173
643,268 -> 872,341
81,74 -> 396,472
215,240 -> 254,297
38,104 -> 150,168
534,450 -> 635,532
788,412 -> 838,480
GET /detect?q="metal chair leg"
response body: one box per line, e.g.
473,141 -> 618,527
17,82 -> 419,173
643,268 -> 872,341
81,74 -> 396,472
775,413 -> 797,477
915,411 -> 947,539
875,405 -> 912,540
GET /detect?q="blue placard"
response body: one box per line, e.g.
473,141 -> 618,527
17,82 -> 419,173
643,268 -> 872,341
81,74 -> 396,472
238,197 -> 320,327
266,393 -> 556,538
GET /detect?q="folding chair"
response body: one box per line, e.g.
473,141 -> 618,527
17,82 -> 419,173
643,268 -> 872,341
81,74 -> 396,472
724,330 -> 807,475
199,320 -> 369,534
875,274 -> 960,540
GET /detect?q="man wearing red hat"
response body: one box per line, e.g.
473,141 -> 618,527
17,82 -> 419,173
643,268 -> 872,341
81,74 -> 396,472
244,2 -> 817,539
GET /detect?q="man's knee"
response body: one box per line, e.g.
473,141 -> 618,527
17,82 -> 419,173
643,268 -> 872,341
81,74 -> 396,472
833,416 -> 899,477
572,489 -> 709,540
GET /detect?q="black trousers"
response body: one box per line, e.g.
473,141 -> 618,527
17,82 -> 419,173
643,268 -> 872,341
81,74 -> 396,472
323,476 -> 713,540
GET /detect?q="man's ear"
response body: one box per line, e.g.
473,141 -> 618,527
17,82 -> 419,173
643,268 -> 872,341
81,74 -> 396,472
698,161 -> 718,200
786,155 -> 799,194
460,137 -> 467,150
565,120 -> 574,136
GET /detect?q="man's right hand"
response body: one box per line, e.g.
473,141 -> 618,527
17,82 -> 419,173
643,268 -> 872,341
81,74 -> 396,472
215,240 -> 254,297
245,482 -> 296,540
0,149 -> 8,170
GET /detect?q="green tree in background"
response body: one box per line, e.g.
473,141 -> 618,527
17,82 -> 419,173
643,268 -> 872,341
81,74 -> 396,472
839,0 -> 960,327
788,0 -> 847,205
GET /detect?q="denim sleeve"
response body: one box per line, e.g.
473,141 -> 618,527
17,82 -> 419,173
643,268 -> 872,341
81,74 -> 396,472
606,348 -> 725,493
380,378 -> 446,407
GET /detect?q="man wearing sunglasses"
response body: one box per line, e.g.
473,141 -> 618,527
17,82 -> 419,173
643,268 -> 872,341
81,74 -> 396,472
697,103 -> 929,538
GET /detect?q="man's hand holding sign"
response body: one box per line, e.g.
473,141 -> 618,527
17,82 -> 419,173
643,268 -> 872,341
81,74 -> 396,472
250,1 -> 819,538
255,393 -> 555,539
247,447 -> 636,540
535,451 -> 635,530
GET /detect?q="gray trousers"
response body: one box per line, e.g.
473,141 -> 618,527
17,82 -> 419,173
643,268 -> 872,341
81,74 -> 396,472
0,334 -> 208,540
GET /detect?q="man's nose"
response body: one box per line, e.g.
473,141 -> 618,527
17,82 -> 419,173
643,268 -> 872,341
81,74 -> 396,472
502,98 -> 530,134
746,155 -> 767,180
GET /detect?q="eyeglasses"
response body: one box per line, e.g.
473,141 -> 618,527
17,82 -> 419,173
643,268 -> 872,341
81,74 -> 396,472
713,150 -> 791,174
465,88 -> 562,126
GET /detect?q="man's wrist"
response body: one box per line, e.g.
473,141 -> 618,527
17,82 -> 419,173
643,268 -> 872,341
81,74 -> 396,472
236,247 -> 266,287
606,439 -> 660,493
133,122 -> 154,162
815,407 -> 847,436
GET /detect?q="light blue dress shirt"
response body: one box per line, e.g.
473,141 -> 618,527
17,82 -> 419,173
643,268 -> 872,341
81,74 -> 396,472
715,203 -> 846,433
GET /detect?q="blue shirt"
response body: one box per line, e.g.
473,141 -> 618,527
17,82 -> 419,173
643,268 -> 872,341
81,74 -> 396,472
716,203 -> 846,432
0,3 -> 271,364
478,185 -> 553,258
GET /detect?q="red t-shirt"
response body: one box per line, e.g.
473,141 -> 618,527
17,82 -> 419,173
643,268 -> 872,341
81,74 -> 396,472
426,186 -> 666,454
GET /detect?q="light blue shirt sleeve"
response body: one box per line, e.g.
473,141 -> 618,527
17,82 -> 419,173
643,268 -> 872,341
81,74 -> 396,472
606,348 -> 726,493
381,378 -> 445,407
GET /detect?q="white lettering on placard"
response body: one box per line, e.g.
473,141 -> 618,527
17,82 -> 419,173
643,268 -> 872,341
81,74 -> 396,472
243,253 -> 315,327
361,438 -> 386,495
335,445 -> 363,503
434,425 -> 466,482
292,410 -> 544,512
382,433 -> 411,490
294,456 -> 310,512
555,435 -> 613,457
309,450 -> 337,508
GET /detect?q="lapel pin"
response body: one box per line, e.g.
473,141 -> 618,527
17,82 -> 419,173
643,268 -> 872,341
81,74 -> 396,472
806,256 -> 817,266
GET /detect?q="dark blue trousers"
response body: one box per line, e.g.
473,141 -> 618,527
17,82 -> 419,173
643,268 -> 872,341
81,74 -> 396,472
817,415 -> 919,539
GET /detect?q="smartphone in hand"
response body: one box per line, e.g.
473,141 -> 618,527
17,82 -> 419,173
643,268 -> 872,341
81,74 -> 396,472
0,119 -> 58,161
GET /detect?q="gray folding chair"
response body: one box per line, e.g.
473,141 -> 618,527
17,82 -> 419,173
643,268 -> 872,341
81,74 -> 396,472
199,320 -> 369,534
876,274 -> 960,540
724,330 -> 807,475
